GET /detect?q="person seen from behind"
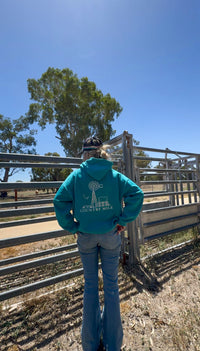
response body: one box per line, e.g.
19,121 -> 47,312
53,136 -> 144,351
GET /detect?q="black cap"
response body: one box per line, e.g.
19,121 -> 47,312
82,136 -> 103,152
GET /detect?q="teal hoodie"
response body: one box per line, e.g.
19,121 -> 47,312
53,157 -> 144,234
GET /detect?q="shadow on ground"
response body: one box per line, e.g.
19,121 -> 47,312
120,239 -> 200,298
0,239 -> 200,351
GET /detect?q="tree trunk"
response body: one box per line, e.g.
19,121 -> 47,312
0,168 -> 10,198
3,168 -> 10,182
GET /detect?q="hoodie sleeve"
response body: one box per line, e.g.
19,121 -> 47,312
53,173 -> 79,234
117,175 -> 144,226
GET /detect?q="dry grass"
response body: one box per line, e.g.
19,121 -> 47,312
0,235 -> 76,262
140,227 -> 199,258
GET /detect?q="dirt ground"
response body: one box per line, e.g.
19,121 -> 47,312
1,239 -> 200,351
0,220 -> 61,239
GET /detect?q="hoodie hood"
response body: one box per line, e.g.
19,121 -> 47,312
80,157 -> 113,180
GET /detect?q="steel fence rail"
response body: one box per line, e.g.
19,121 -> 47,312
0,206 -> 55,218
133,145 -> 200,157
0,243 -> 78,266
0,130 -> 200,302
144,190 -> 198,198
0,181 -> 62,190
0,215 -> 56,229
0,152 -> 82,164
141,180 -> 197,185
0,162 -> 81,168
139,168 -> 197,173
0,229 -> 69,249
0,198 -> 53,208
134,156 -> 168,162
0,267 -> 84,302
0,249 -> 80,276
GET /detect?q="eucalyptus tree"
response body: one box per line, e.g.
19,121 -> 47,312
26,67 -> 123,156
0,114 -> 37,183
31,152 -> 72,182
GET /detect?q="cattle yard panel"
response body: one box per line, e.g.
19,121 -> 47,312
0,135 -> 123,302
0,131 -> 200,302
132,141 -> 200,250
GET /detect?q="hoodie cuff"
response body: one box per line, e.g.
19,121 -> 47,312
70,221 -> 80,234
118,219 -> 127,227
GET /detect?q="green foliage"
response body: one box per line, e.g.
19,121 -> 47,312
31,152 -> 72,182
0,114 -> 37,182
134,149 -> 151,169
26,67 -> 123,156
0,115 -> 37,154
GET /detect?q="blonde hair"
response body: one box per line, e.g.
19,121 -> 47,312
83,144 -> 110,160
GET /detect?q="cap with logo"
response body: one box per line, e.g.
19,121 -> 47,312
82,136 -> 103,152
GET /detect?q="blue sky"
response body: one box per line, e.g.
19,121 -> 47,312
1,0 -> 200,179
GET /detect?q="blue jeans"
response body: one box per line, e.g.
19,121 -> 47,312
77,228 -> 123,351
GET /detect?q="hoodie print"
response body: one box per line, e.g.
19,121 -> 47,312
80,181 -> 113,213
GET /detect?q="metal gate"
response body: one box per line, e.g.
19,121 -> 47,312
0,131 -> 200,302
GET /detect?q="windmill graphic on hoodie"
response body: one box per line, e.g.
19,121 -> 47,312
80,181 -> 113,213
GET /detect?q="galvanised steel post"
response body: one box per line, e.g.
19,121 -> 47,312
122,131 -> 140,265
195,156 -> 200,232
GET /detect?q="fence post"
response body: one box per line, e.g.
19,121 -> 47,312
165,151 -> 175,206
122,131 -> 140,265
195,156 -> 200,193
195,156 -> 200,232
15,189 -> 18,209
